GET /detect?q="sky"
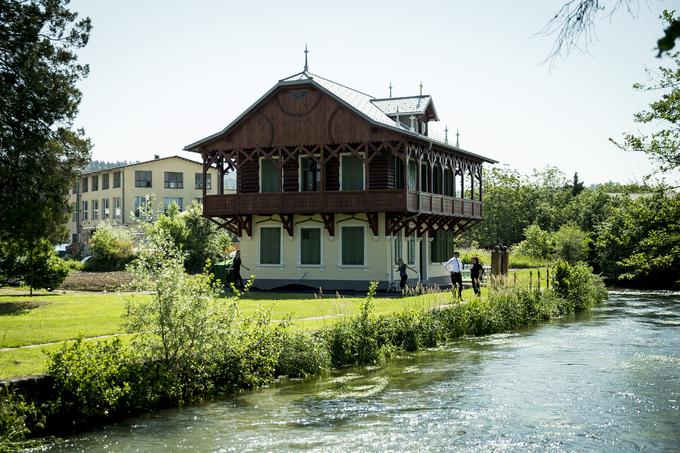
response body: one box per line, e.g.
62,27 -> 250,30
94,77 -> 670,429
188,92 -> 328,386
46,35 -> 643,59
69,0 -> 678,185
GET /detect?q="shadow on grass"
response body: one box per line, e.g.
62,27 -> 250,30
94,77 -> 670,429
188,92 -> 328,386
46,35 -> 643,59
0,300 -> 49,316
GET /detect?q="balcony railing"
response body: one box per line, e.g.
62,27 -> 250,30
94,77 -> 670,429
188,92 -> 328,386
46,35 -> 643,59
204,190 -> 482,218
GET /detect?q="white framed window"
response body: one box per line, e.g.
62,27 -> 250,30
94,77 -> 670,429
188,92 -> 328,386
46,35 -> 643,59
81,201 -> 88,220
113,197 -> 122,220
393,231 -> 403,264
163,197 -> 183,211
102,198 -> 109,220
299,226 -> 322,266
407,234 -> 416,265
407,159 -> 417,190
92,199 -> 99,220
341,225 -> 366,266
340,154 -> 364,191
259,226 -> 282,265
259,157 -> 281,193
164,172 -> 184,189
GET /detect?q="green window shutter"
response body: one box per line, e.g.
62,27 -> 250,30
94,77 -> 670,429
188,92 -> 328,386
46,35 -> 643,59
407,234 -> 416,265
341,156 -> 363,190
342,226 -> 364,265
300,228 -> 321,265
260,227 -> 281,264
408,160 -> 417,190
261,159 -> 281,193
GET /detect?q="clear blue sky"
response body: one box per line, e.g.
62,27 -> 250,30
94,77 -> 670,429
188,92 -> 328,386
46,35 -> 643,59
70,0 -> 677,185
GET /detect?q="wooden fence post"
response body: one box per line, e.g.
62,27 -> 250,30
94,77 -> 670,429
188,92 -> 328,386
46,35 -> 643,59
529,270 -> 533,291
546,268 -> 550,289
537,269 -> 541,291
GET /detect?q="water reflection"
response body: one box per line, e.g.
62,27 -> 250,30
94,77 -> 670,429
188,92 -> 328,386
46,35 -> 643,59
48,292 -> 680,452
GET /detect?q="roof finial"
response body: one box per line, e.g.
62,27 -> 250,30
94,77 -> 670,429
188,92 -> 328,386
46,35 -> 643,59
389,82 -> 393,98
444,125 -> 449,144
419,81 -> 423,96
304,44 -> 309,72
455,129 -> 460,148
395,107 -> 400,127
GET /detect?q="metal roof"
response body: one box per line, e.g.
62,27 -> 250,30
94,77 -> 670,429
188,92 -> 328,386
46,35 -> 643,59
184,70 -> 496,164
371,96 -> 436,117
79,155 -> 202,176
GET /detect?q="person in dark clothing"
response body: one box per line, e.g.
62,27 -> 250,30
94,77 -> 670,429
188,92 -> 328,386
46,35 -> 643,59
470,256 -> 485,296
396,258 -> 416,294
232,250 -> 249,289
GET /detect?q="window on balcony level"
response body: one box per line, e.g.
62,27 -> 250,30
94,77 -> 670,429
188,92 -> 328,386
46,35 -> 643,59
260,158 -> 281,193
444,168 -> 454,196
420,163 -> 429,192
394,157 -> 404,189
408,159 -> 417,190
340,155 -> 364,191
433,164 -> 442,194
300,156 -> 320,191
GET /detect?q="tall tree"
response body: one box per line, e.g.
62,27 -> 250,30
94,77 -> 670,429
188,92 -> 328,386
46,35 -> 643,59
0,0 -> 92,245
611,12 -> 680,175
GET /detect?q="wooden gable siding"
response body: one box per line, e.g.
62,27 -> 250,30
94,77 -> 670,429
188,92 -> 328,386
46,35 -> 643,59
202,86 -> 399,150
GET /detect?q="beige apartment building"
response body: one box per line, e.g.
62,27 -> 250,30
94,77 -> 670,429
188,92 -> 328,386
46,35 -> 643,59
69,155 -> 223,243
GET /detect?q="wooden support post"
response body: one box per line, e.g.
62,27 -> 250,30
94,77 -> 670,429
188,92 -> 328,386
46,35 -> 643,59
279,214 -> 294,238
321,213 -> 335,238
366,212 -> 379,237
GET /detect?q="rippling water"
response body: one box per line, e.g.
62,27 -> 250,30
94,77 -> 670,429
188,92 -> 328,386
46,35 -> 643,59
46,291 -> 680,452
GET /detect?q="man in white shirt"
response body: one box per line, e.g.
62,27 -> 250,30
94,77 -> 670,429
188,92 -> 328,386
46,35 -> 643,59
443,251 -> 463,300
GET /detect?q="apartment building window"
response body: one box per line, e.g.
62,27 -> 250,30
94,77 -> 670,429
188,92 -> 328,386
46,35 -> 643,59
81,176 -> 88,193
163,197 -> 183,211
81,201 -> 88,220
113,171 -> 122,188
134,196 -> 148,217
135,171 -> 152,188
71,202 -> 77,222
102,173 -> 109,190
92,175 -> 99,191
102,198 -> 109,220
300,227 -> 321,265
341,226 -> 365,265
195,197 -> 202,204
260,227 -> 282,264
195,173 -> 211,190
164,172 -> 183,189
260,158 -> 280,193
113,197 -> 122,220
92,199 -> 99,220
340,155 -> 364,191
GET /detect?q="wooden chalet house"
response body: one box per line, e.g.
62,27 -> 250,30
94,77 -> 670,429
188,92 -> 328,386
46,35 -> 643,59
185,64 -> 496,290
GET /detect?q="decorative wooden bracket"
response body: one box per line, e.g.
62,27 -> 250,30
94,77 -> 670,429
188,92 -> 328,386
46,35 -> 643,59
321,213 -> 335,238
237,215 -> 252,237
279,214 -> 294,238
366,212 -> 379,237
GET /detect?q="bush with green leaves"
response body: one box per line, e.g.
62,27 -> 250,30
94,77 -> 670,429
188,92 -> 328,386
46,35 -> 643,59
552,260 -> 608,311
126,231 -> 237,403
0,239 -> 69,292
276,331 -> 331,378
515,224 -> 553,259
0,387 -> 44,452
86,223 -> 135,271
552,224 -> 591,263
47,338 -> 133,424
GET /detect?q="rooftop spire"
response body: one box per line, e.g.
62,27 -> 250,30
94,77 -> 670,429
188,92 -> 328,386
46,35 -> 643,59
304,45 -> 309,72
444,125 -> 449,144
419,81 -> 423,96
456,129 -> 460,148
389,82 -> 393,98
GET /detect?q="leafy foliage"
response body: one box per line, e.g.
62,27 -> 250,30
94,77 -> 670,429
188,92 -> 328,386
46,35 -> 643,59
0,0 -> 92,245
552,260 -> 608,310
0,387 -> 44,451
514,224 -> 553,259
552,224 -> 591,263
86,223 -> 135,271
0,239 -> 69,291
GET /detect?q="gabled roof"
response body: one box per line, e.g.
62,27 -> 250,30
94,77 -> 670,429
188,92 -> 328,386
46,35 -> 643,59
371,96 -> 439,120
184,70 -> 496,164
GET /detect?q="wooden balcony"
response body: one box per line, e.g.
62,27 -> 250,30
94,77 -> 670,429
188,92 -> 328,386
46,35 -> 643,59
204,190 -> 482,218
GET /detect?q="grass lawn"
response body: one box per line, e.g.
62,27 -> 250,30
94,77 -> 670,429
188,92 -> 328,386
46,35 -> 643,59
0,267 -> 548,379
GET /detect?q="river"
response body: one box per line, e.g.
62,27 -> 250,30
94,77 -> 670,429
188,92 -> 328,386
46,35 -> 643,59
46,291 -> 680,452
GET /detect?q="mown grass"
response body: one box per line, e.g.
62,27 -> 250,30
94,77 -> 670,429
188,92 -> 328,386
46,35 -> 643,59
0,268 -> 545,379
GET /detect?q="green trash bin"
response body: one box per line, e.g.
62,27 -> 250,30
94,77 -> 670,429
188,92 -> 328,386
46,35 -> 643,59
211,259 -> 234,289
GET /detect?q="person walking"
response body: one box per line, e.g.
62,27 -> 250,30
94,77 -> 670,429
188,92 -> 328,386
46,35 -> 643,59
470,256 -> 485,296
396,258 -> 416,295
444,251 -> 464,300
232,250 -> 249,289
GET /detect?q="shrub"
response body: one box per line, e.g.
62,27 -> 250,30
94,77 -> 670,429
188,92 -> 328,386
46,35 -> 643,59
552,224 -> 590,264
86,223 -> 135,271
0,239 -> 69,292
276,331 -> 330,379
0,388 -> 44,451
552,260 -> 607,310
47,338 -> 133,423
515,224 -> 553,259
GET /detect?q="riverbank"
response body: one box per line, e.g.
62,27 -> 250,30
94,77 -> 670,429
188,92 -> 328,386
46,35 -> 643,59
0,261 -> 606,449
